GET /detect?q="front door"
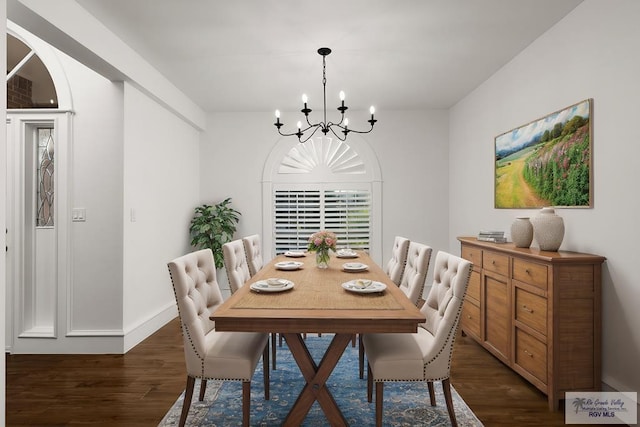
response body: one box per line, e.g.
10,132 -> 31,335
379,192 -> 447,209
6,113 -> 70,352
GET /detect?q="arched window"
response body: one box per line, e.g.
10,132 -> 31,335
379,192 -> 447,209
7,33 -> 58,109
262,136 -> 383,262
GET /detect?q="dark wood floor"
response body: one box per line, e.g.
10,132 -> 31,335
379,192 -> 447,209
6,318 -> 583,426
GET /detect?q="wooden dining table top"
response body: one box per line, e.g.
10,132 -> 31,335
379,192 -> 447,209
211,250 -> 425,334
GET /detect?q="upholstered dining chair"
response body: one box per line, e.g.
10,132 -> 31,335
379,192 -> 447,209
224,239 -> 279,370
358,241 -> 433,378
242,234 -> 263,277
398,241 -> 433,305
167,249 -> 270,427
363,250 -> 473,427
384,236 -> 410,285
222,239 -> 252,294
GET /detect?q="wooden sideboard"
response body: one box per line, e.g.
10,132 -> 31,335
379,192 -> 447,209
458,236 -> 606,410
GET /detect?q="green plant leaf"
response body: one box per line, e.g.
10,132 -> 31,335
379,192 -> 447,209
188,198 -> 242,269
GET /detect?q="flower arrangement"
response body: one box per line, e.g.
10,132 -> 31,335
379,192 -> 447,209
308,230 -> 337,252
308,230 -> 337,268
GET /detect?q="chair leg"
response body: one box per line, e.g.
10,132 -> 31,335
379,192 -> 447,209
198,379 -> 207,401
271,333 -> 277,370
179,376 -> 195,427
242,381 -> 251,427
375,381 -> 384,427
359,334 -> 365,379
279,333 -> 283,347
442,378 -> 458,427
427,381 -> 436,406
352,334 -> 357,347
367,363 -> 373,403
263,342 -> 270,400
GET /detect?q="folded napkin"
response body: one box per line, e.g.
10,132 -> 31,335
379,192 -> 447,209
338,249 -> 356,255
266,278 -> 289,288
352,279 -> 373,289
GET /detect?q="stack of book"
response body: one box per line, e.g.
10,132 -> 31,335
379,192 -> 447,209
477,230 -> 507,243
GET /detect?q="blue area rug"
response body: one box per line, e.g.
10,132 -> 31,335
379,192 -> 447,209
159,334 -> 483,426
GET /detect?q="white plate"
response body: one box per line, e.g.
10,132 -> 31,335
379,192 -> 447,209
336,250 -> 358,258
284,251 -> 306,258
342,280 -> 386,293
275,261 -> 303,270
250,278 -> 295,293
342,262 -> 369,272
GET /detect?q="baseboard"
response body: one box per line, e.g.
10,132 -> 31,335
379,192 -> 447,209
601,378 -> 639,427
123,302 -> 178,353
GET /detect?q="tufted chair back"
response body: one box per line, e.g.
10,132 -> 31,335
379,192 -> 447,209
419,251 -> 473,377
167,249 -> 224,375
398,242 -> 433,306
223,239 -> 251,294
384,236 -> 410,285
242,234 -> 263,277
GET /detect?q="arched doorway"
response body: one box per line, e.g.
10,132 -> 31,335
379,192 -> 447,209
5,22 -> 73,353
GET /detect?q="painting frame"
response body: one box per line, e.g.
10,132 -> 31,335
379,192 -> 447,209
494,99 -> 593,209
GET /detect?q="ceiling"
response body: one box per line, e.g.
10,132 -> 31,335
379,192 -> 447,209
70,0 -> 582,113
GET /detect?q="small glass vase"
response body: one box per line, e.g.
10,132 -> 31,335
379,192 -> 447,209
315,249 -> 330,269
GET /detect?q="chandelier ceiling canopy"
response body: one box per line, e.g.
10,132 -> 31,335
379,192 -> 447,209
274,47 -> 377,143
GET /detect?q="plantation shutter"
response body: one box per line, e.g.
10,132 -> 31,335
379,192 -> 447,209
274,190 -> 321,253
324,189 -> 371,251
273,187 -> 371,254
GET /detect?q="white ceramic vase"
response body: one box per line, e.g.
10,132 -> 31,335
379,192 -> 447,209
531,207 -> 564,251
510,217 -> 533,248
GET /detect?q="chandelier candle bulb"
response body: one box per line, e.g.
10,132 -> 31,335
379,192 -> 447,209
274,110 -> 282,129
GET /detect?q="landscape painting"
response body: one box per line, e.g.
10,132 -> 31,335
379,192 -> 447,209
495,99 -> 593,208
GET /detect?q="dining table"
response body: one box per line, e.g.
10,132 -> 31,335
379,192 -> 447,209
211,249 -> 426,427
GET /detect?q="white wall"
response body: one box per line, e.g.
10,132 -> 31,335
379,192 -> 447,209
449,0 -> 640,394
122,82 -> 200,351
1,1 -> 7,421
200,109 -> 450,288
65,52 -> 124,334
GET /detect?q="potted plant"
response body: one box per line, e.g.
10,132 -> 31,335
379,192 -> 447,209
189,197 -> 241,269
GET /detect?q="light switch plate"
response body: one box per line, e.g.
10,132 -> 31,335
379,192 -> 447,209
72,208 -> 86,222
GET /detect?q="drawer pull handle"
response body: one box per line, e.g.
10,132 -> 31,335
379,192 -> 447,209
491,260 -> 496,265
467,315 -> 472,319
524,349 -> 534,357
522,305 -> 533,313
525,269 -> 531,274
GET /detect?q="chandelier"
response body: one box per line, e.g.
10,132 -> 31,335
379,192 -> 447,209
274,47 -> 377,143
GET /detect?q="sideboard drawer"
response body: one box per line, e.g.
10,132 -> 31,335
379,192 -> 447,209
483,251 -> 509,276
466,269 -> 481,303
515,328 -> 547,385
461,299 -> 481,339
462,246 -> 482,268
515,287 -> 547,336
513,258 -> 548,290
